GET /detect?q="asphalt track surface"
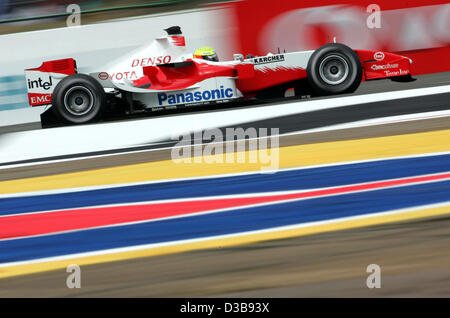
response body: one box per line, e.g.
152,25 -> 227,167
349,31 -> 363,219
0,72 -> 449,297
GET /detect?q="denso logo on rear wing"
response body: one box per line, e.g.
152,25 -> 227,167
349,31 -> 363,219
25,58 -> 77,106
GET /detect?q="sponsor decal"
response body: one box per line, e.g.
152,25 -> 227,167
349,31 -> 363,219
158,86 -> 234,106
371,63 -> 398,70
252,54 -> 285,65
27,76 -> 53,90
374,52 -> 385,61
28,93 -> 52,106
98,72 -> 109,80
109,71 -> 138,81
384,69 -> 409,76
131,56 -> 172,67
25,71 -> 60,106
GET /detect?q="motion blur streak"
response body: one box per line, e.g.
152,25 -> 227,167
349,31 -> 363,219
1,129 -> 450,195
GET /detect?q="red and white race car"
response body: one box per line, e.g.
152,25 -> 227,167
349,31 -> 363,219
25,26 -> 414,125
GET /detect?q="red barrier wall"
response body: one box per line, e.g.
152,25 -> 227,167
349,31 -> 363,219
232,0 -> 450,75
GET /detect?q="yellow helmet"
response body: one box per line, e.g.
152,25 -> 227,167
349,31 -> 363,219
194,46 -> 219,62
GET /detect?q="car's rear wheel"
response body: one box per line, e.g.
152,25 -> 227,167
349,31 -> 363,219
52,74 -> 106,124
307,43 -> 362,96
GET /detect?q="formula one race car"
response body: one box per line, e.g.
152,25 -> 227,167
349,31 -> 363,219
25,26 -> 414,125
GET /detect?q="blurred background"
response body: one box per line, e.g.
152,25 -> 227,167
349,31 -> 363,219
0,0 -> 224,34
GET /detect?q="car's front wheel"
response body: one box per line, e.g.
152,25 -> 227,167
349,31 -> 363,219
52,74 -> 106,124
307,43 -> 362,96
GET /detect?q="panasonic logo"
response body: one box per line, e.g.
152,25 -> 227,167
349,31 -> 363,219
158,86 -> 234,105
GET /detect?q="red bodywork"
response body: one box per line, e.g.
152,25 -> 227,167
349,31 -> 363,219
132,49 -> 412,96
26,59 -> 77,76
138,60 -> 236,90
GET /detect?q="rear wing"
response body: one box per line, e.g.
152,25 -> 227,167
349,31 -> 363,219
25,58 -> 77,107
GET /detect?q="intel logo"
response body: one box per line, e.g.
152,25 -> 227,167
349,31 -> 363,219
158,86 -> 234,105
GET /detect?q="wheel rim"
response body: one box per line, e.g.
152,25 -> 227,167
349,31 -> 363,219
318,54 -> 350,85
63,86 -> 95,116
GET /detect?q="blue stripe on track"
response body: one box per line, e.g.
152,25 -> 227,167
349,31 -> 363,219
1,154 -> 450,216
1,180 -> 449,264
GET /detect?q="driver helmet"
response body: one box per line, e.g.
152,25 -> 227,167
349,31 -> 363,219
193,47 -> 219,62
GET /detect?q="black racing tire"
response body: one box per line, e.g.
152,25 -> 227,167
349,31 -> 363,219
52,74 -> 106,124
306,43 -> 362,96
